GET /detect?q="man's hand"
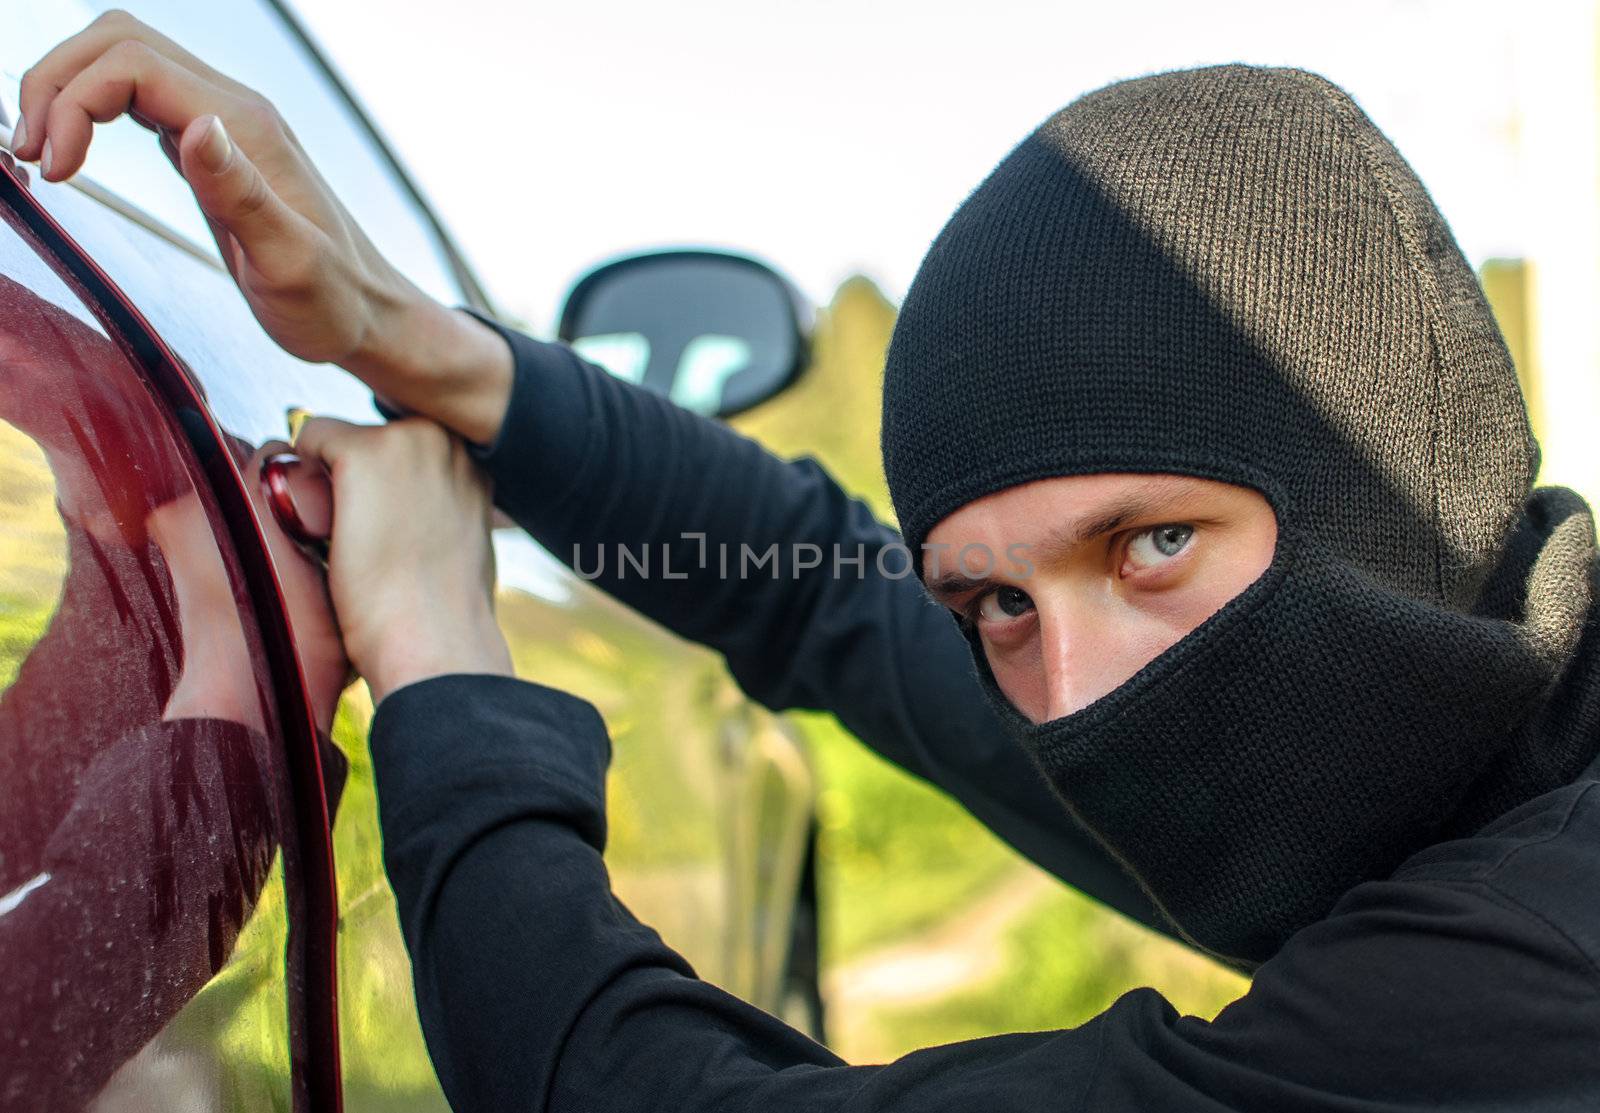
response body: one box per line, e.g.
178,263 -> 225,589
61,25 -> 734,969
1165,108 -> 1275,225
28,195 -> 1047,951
14,10 -> 513,444
293,416 -> 513,705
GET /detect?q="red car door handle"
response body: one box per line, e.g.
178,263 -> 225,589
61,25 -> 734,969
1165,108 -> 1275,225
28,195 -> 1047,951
261,452 -> 332,560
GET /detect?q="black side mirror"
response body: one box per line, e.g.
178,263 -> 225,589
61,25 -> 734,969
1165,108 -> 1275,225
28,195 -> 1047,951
558,250 -> 811,418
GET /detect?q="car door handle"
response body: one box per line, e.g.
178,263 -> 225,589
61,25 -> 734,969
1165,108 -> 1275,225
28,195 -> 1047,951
261,452 -> 332,561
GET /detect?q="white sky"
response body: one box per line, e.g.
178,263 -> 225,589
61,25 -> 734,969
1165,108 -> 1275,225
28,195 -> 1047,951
294,0 -> 1531,333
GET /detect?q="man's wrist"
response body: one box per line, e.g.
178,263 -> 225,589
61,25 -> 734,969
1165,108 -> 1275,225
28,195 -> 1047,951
363,622 -> 515,708
343,288 -> 515,447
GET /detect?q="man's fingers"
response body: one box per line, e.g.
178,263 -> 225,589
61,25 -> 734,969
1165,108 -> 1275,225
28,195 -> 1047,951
40,40 -> 310,282
297,416 -> 458,484
22,20 -> 343,311
173,114 -> 309,278
35,38 -> 232,182
292,416 -> 370,472
153,124 -> 245,277
17,10 -> 248,162
201,209 -> 247,283
15,14 -> 130,160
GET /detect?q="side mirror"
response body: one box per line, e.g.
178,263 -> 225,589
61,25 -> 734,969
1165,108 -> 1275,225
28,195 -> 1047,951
558,250 -> 811,418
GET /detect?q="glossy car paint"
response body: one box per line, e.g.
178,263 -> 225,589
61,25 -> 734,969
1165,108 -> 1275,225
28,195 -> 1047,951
0,4 -> 817,1109
0,190 -> 315,1110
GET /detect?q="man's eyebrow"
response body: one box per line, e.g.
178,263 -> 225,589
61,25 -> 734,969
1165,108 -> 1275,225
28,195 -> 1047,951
923,482 -> 1205,598
1061,501 -> 1144,546
1032,487 -> 1193,563
924,572 -> 996,601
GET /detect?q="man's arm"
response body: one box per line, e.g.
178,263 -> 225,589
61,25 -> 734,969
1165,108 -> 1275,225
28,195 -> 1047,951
16,12 -> 1165,937
374,674 -> 1600,1113
459,318 -> 1173,937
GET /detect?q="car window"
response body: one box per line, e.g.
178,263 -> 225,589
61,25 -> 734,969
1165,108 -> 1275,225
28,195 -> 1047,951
1,0 -> 468,306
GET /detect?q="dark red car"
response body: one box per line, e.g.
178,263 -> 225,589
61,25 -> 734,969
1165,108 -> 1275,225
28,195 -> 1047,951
0,3 -> 819,1109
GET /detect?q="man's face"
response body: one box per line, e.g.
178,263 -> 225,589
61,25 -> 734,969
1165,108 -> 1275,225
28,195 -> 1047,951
924,473 -> 1278,723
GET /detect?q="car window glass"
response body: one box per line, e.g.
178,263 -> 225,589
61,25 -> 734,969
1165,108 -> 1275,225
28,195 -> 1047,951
1,0 -> 466,306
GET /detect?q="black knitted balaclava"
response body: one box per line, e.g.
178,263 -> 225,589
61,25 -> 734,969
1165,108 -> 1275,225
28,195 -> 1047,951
881,65 -> 1600,969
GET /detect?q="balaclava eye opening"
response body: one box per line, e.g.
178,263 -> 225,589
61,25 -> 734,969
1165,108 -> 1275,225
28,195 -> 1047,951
881,65 -> 1600,969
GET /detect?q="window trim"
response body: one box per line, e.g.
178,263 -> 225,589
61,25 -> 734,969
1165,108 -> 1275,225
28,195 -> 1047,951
1,123 -> 221,272
267,0 -> 496,316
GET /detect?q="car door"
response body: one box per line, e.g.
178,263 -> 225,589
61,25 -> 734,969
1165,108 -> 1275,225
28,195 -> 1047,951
0,0 -> 467,1103
1,2 -> 817,1109
0,160 -> 331,1110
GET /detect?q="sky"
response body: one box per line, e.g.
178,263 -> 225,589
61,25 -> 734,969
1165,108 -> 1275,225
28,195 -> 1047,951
291,0 -> 1540,334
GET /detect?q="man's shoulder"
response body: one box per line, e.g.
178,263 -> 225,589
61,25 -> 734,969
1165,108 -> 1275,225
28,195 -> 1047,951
1392,778 -> 1600,974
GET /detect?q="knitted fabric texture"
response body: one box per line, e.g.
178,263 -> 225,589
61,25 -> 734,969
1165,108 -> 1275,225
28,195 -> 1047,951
878,65 -> 1600,967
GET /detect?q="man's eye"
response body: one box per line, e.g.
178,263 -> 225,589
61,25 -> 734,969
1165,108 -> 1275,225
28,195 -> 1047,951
978,585 -> 1035,623
1126,524 -> 1194,570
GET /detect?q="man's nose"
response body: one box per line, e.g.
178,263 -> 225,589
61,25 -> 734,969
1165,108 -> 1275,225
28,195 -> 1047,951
1038,603 -> 1123,722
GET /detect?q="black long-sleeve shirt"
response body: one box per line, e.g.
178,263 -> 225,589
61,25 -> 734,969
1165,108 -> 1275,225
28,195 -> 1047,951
370,324 -> 1600,1111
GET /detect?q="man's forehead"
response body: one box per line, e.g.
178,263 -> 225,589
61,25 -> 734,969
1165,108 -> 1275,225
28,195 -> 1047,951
928,472 -> 1221,543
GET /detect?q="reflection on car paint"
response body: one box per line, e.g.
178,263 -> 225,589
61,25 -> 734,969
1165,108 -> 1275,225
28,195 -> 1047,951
0,234 -> 299,1109
8,151 -> 451,1110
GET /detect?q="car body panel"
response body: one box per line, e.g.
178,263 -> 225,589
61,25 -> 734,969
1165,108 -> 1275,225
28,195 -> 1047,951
0,3 -> 817,1105
0,194 -> 311,1111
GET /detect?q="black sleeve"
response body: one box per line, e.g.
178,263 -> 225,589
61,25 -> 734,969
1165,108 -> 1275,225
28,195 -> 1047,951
458,317 -> 1170,937
372,675 -> 1600,1113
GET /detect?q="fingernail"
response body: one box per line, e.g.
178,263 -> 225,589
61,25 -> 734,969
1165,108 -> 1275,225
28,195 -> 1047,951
40,139 -> 52,179
198,116 -> 232,174
12,115 -> 26,153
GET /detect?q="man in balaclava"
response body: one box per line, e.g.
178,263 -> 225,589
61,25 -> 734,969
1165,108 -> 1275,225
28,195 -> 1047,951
310,64 -> 1600,1110
24,16 -> 1600,1110
880,64 -> 1600,967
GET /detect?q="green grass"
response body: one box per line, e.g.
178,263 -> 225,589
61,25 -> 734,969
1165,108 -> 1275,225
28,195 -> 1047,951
793,703 -> 1250,1063
875,882 -> 1249,1054
795,710 -> 1022,965
326,689 -> 452,1108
